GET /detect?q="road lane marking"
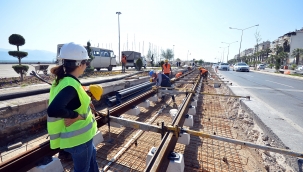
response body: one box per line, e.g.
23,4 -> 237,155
244,74 -> 253,77
265,80 -> 294,88
230,86 -> 303,92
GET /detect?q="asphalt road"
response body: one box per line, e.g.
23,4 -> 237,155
218,70 -> 303,129
216,69 -> 303,153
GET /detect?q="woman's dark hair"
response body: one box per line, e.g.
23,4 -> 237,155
50,60 -> 78,86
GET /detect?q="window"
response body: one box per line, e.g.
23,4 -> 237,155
110,51 -> 115,57
93,51 -> 100,56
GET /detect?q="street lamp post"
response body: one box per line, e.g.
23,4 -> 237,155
221,41 -> 238,63
219,46 -> 228,62
116,12 -> 122,63
230,24 -> 259,62
173,45 -> 175,62
187,50 -> 189,62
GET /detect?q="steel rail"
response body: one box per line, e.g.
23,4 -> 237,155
144,71 -> 201,172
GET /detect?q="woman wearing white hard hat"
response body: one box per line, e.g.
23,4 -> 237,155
47,42 -> 99,172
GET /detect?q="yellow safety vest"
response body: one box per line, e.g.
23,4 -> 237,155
47,77 -> 97,149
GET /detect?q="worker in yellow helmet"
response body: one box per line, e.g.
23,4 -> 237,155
47,42 -> 99,171
162,59 -> 172,77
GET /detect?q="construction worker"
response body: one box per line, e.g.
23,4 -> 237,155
152,71 -> 175,102
175,71 -> 182,78
162,59 -> 172,77
199,67 -> 209,80
47,42 -> 99,171
121,53 -> 127,73
58,84 -> 103,162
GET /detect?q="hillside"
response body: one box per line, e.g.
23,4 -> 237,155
0,49 -> 56,63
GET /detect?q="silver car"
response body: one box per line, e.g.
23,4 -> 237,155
233,62 -> 250,72
257,64 -> 265,70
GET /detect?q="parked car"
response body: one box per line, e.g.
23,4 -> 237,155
257,64 -> 265,70
218,63 -> 230,71
296,65 -> 303,71
233,62 -> 250,72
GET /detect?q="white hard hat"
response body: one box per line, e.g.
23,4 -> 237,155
58,42 -> 89,60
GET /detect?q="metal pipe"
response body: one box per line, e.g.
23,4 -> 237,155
116,82 -> 150,94
116,82 -> 155,99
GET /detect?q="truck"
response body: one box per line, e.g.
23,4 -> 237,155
57,44 -> 117,71
122,51 -> 146,69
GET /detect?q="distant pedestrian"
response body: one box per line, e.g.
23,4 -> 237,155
121,53 -> 127,73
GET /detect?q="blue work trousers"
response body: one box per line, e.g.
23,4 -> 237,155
64,139 -> 99,172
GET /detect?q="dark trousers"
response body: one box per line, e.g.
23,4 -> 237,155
202,71 -> 208,79
122,63 -> 126,72
161,79 -> 175,101
164,73 -> 170,77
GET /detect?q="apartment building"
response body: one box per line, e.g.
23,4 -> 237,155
271,29 -> 303,64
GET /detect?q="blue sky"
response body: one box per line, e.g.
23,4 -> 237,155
1,0 -> 302,63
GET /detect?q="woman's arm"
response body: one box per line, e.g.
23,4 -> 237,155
47,86 -> 79,118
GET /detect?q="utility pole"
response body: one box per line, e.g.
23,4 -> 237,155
116,12 -> 121,63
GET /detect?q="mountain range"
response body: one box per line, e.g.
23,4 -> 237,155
0,48 -> 56,63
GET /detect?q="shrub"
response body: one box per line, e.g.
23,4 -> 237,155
12,65 -> 29,75
291,64 -> 297,70
136,58 -> 143,70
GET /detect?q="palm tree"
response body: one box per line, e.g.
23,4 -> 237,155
291,48 -> 303,65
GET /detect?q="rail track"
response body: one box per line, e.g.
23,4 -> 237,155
1,68 -> 301,172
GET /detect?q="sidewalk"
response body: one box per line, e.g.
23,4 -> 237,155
250,67 -> 303,81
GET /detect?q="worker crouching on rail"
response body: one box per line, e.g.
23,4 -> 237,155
47,42 -> 99,172
151,71 -> 175,102
199,67 -> 209,80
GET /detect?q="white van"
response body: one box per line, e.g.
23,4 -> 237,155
57,44 -> 117,71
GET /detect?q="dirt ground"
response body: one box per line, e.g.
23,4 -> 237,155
218,84 -> 295,172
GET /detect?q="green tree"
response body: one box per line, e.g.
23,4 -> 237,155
198,59 -> 204,65
161,49 -> 174,60
291,48 -> 303,65
264,48 -> 272,62
136,58 -> 143,71
8,34 -> 28,81
150,55 -> 154,67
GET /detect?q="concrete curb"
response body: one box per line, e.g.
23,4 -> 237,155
250,70 -> 303,81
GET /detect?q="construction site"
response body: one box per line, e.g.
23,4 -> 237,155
0,67 -> 302,172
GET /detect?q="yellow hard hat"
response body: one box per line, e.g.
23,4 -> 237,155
165,59 -> 168,62
89,84 -> 103,101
